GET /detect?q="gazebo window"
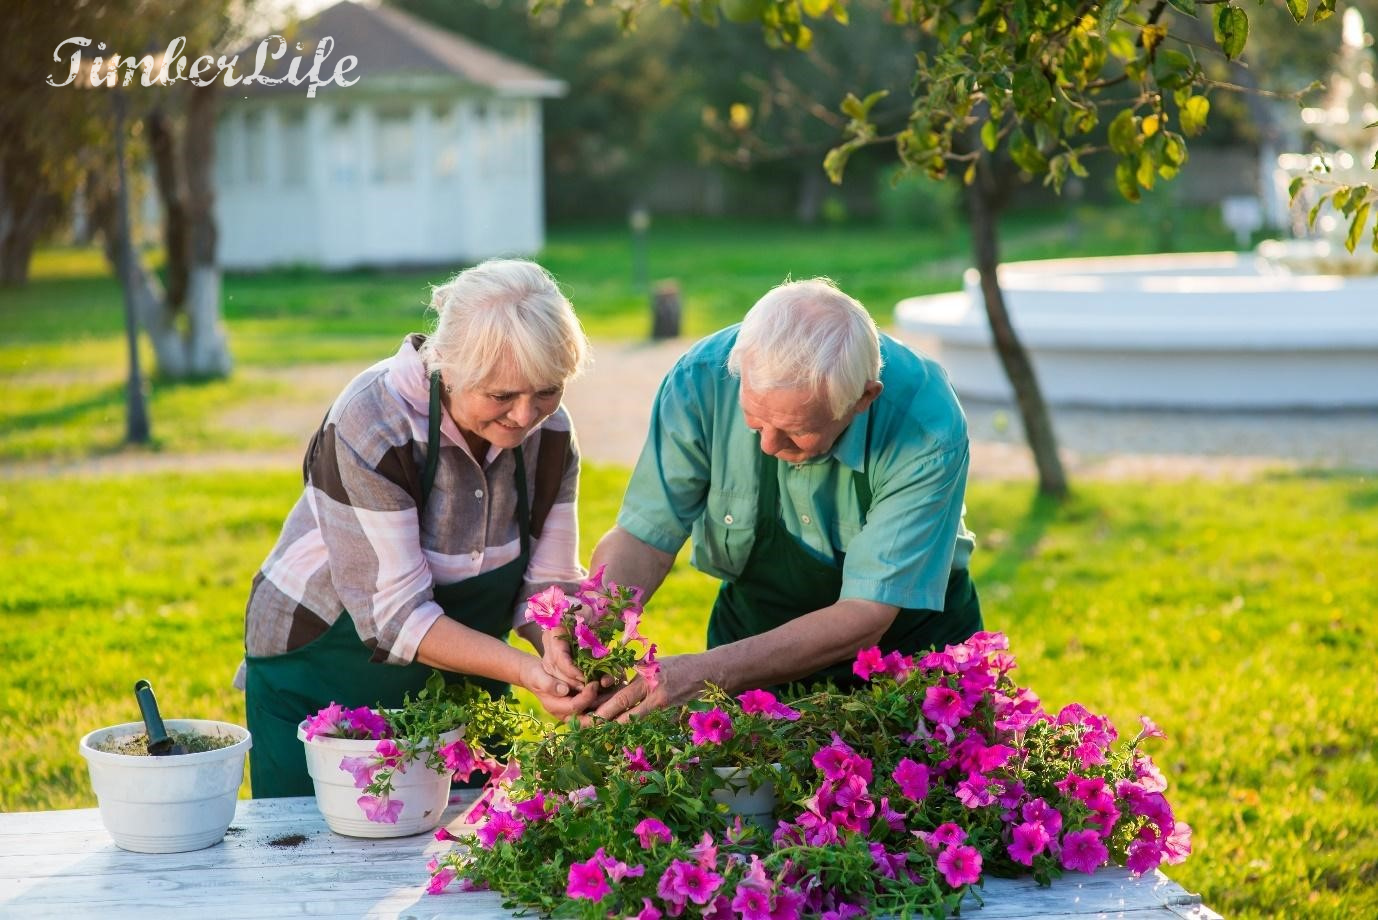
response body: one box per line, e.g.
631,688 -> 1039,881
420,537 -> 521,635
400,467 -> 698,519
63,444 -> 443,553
243,111 -> 266,185
433,104 -> 458,179
374,109 -> 414,184
330,109 -> 357,185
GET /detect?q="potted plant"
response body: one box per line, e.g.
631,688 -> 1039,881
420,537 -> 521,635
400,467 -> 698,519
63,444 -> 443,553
427,631 -> 1193,919
79,718 -> 251,854
297,670 -> 530,838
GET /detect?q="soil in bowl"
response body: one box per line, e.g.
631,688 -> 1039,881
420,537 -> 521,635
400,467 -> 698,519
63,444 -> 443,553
93,729 -> 237,756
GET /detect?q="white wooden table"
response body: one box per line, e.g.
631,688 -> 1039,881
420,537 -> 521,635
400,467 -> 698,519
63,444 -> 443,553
1,793 -> 1221,919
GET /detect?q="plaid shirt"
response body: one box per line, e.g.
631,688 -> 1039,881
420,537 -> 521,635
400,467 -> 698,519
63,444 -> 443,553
239,335 -> 584,682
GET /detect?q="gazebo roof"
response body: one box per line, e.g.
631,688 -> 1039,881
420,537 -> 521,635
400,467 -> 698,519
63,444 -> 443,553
239,0 -> 566,97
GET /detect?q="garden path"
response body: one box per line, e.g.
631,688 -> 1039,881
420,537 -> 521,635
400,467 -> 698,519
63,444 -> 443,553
5,336 -> 1374,480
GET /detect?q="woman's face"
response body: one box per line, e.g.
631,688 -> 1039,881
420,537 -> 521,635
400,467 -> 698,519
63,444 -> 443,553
445,365 -> 564,451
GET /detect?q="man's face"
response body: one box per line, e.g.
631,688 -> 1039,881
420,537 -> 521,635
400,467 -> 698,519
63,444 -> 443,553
739,381 -> 855,464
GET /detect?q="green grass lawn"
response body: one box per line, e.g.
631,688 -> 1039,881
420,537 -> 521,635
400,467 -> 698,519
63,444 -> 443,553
1,467 -> 1373,919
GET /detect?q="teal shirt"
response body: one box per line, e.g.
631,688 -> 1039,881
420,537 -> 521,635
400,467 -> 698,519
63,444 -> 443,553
618,327 -> 976,612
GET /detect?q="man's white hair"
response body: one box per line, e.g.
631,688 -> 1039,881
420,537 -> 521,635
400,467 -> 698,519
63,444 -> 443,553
419,259 -> 590,392
727,278 -> 882,419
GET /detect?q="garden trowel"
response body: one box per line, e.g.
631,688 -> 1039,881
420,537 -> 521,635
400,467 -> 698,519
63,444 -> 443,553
133,679 -> 188,756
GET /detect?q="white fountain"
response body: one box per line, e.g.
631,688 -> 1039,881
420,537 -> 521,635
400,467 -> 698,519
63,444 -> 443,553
895,10 -> 1378,410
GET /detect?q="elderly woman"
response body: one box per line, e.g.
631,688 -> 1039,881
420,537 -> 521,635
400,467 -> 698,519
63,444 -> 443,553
239,259 -> 595,798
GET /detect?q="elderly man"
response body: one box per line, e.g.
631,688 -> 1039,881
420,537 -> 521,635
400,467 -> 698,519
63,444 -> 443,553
551,277 -> 981,718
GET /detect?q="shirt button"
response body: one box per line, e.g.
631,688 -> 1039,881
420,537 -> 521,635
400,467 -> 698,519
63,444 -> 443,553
474,489 -> 484,498
723,514 -> 734,525
801,514 -> 812,525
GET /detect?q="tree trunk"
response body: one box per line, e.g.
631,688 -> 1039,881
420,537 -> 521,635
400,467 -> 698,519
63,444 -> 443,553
179,83 -> 231,377
146,107 -> 190,309
964,167 -> 1069,500
112,91 -> 151,445
0,147 -> 60,287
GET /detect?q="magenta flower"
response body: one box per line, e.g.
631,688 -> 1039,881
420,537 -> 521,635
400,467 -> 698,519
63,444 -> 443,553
512,792 -> 552,823
811,734 -> 872,782
892,757 -> 930,801
622,606 -> 645,642
771,888 -> 807,920
936,844 -> 983,887
688,830 -> 719,870
373,739 -> 405,770
1021,797 -> 1064,838
878,795 -> 906,832
1133,715 -> 1168,744
573,617 -> 611,658
632,897 -> 663,920
922,686 -> 972,727
688,707 -> 734,745
568,785 -> 597,805
738,688 -> 802,721
303,702 -> 345,740
927,822 -> 968,848
1126,836 -> 1164,875
426,866 -> 455,895
566,856 -> 610,902
1162,820 -> 1193,864
635,644 -> 661,691
1060,828 -> 1109,873
955,773 -> 996,809
344,706 -> 389,739
1007,822 -> 1050,866
593,846 -> 646,882
338,755 -> 378,790
881,650 -> 915,680
732,883 -> 773,920
475,808 -> 525,848
433,826 -> 456,842
439,738 -> 478,780
624,745 -> 654,772
659,858 -> 724,906
635,817 -> 673,849
852,646 -> 886,681
357,794 -> 402,824
526,584 -> 572,629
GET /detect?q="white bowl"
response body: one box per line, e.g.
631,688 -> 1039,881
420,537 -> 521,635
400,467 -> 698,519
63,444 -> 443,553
297,721 -> 457,838
79,719 -> 251,853
712,765 -> 777,827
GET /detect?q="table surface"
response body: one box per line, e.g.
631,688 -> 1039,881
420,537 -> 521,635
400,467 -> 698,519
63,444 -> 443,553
1,793 -> 1221,919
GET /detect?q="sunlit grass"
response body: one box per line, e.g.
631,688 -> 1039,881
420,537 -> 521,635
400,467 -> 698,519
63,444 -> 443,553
1,467 -> 1373,918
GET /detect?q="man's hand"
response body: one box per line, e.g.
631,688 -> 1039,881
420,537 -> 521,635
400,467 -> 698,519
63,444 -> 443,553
538,625 -> 592,689
520,656 -> 600,720
584,654 -> 706,724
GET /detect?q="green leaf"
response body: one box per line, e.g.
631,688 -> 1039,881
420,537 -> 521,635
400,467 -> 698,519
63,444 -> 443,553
1331,186 -> 1351,213
1115,158 -> 1141,202
1286,0 -> 1309,24
1315,0 -> 1336,24
840,90 -> 888,121
1345,201 -> 1369,253
1109,109 -> 1139,155
1180,95 -> 1210,136
1307,195 -> 1327,229
1154,49 -> 1195,91
1136,150 -> 1157,190
1288,176 -> 1305,203
980,119 -> 999,152
1214,5 -> 1249,60
800,0 -> 832,17
1099,0 -> 1127,34
1372,150 -> 1378,169
1167,0 -> 1197,15
1010,131 -> 1049,174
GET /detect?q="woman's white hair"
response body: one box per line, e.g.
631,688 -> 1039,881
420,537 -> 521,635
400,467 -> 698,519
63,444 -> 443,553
418,259 -> 590,392
727,278 -> 882,419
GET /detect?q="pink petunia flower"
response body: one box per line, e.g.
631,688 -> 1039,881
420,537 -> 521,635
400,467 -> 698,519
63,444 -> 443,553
1162,820 -> 1193,864
357,794 -> 402,824
303,702 -> 346,740
568,785 -> 597,805
566,856 -> 610,902
770,887 -> 807,920
661,858 -> 724,906
936,844 -> 983,887
1126,836 -> 1164,875
688,830 -> 719,870
475,808 -> 525,848
344,706 -> 389,739
439,738 -> 478,781
852,646 -> 886,681
955,773 -> 997,809
525,584 -> 572,629
426,866 -> 455,895
738,688 -> 802,721
1022,797 -> 1064,838
922,686 -> 973,727
688,708 -> 734,745
1007,822 -> 1050,866
635,817 -> 674,849
624,745 -> 655,772
633,897 -> 663,920
573,617 -> 611,658
433,826 -> 456,842
924,822 -> 968,848
1134,715 -> 1168,744
635,644 -> 661,691
338,755 -> 378,790
1060,828 -> 1109,873
512,792 -> 553,823
593,846 -> 646,883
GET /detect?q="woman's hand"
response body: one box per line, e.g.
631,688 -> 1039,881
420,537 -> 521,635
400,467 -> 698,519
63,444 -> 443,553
537,625 -> 590,689
519,656 -> 600,719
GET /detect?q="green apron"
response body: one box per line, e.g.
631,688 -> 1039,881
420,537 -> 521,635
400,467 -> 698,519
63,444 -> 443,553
707,413 -> 982,692
245,372 -> 528,798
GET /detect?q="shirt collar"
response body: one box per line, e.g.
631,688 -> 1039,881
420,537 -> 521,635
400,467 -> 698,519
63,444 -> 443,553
830,407 -> 870,473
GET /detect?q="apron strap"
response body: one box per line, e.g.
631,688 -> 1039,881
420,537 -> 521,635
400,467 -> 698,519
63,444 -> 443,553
424,369 -> 530,557
423,370 -> 444,509
852,407 -> 875,523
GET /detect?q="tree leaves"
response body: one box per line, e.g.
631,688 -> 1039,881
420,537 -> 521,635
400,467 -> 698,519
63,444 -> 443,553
1179,95 -> 1210,137
1286,0 -> 1310,25
1213,5 -> 1249,60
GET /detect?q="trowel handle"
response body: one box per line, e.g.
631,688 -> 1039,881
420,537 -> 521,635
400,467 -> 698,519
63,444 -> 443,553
134,679 -> 172,747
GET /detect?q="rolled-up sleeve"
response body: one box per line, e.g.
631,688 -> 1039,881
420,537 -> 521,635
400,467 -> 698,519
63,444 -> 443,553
617,357 -> 712,555
840,441 -> 969,611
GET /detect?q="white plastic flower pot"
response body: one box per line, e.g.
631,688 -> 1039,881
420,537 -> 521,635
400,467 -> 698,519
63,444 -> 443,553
297,722 -> 459,838
78,719 -> 251,854
712,765 -> 777,828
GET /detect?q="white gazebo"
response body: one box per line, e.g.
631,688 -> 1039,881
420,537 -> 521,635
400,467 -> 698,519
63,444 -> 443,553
215,1 -> 565,270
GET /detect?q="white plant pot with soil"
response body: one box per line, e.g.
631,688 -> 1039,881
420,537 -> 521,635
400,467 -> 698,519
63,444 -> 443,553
297,722 -> 459,838
78,719 -> 251,854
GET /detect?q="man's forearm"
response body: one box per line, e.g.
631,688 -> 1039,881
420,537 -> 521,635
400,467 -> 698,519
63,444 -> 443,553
590,526 -> 676,604
688,598 -> 900,694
